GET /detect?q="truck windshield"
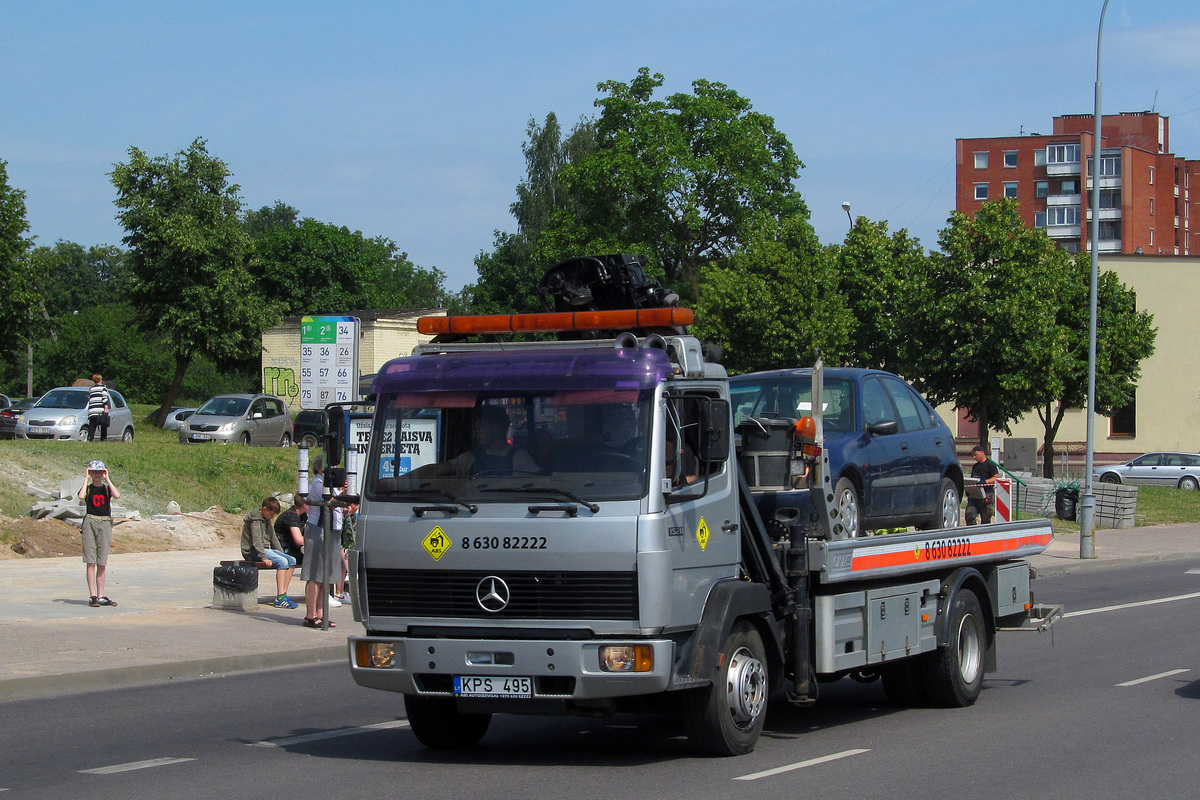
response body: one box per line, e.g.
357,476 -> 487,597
367,390 -> 652,503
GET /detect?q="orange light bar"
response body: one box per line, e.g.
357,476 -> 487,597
417,307 -> 695,336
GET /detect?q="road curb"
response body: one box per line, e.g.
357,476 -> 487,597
0,644 -> 345,701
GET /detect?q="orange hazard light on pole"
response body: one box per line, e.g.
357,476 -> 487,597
417,307 -> 695,336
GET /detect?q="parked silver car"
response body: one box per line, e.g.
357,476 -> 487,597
1096,451 -> 1200,490
15,386 -> 135,442
162,407 -> 198,431
179,394 -> 293,446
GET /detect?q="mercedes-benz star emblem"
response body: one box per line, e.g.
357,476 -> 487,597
476,576 -> 510,613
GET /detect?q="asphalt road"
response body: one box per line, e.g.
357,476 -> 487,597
4,558 -> 1200,800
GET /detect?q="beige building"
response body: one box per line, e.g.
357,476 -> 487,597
260,309 -> 445,413
943,254 -> 1199,460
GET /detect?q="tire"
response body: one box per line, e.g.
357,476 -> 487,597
280,432 -> 292,448
404,694 -> 491,749
1179,476 -> 1199,491
918,477 -> 961,531
121,427 -> 134,443
833,477 -> 862,538
881,660 -> 928,707
1099,473 -> 1121,484
241,432 -> 252,445
682,621 -> 769,756
300,433 -> 319,449
920,589 -> 986,707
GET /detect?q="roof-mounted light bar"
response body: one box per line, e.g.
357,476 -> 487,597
417,307 -> 694,336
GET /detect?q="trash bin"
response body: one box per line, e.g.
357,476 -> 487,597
1055,487 -> 1079,522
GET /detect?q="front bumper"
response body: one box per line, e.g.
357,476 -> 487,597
348,635 -> 675,701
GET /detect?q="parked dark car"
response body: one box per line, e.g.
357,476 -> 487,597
0,396 -> 38,439
292,408 -> 324,449
730,367 -> 964,537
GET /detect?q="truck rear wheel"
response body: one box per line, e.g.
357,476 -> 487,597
682,621 -> 768,756
921,589 -> 986,707
404,694 -> 491,748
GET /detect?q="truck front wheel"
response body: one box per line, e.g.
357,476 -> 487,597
404,694 -> 491,748
921,589 -> 986,707
683,621 -> 769,756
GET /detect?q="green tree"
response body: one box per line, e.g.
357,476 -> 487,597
563,68 -> 807,301
0,159 -> 44,356
836,219 -> 926,372
1035,255 -> 1156,476
110,138 -> 280,424
693,213 -> 852,373
30,241 -> 131,318
902,199 -> 1070,445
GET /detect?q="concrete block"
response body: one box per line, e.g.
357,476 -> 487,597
212,585 -> 258,611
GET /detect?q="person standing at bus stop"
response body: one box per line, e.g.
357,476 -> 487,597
966,445 -> 1000,525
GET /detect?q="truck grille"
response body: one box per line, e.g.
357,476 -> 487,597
365,569 -> 638,620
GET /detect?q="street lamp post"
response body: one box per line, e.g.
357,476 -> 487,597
841,201 -> 853,230
1080,0 -> 1111,559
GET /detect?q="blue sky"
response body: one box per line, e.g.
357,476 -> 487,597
3,1 -> 1198,292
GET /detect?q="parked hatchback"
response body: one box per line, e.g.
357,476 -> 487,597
180,394 -> 293,446
1095,452 -> 1200,490
730,367 -> 964,537
15,387 -> 135,442
0,397 -> 38,439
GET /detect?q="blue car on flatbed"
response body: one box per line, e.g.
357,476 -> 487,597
730,367 -> 964,537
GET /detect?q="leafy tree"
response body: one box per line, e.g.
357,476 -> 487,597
0,159 -> 44,356
1035,255 -> 1156,476
29,241 -> 131,318
836,218 -> 926,372
693,213 -> 852,373
247,214 -> 450,315
243,201 -> 299,237
110,138 -> 281,423
563,68 -> 807,301
465,113 -> 598,314
901,199 -> 1070,445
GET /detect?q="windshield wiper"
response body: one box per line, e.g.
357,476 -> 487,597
481,486 -> 599,513
404,487 -> 478,514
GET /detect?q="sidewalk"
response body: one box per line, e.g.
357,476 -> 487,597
1,524 -> 1198,700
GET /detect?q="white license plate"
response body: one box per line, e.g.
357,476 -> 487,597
31,427 -> 52,435
192,434 -> 211,440
453,675 -> 532,698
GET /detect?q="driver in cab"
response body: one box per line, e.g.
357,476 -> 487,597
418,405 -> 539,478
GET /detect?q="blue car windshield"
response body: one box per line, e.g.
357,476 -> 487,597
731,376 -> 856,434
35,390 -> 87,410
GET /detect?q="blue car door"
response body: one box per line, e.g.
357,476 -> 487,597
882,377 -> 943,512
857,376 -> 910,516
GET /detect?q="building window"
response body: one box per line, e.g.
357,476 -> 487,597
974,183 -> 989,201
1047,206 -> 1080,226
1048,143 -> 1080,164
1109,397 -> 1135,437
1034,211 -> 1047,228
1099,220 -> 1122,239
1099,188 -> 1121,209
1003,182 -> 1018,199
974,152 -> 989,169
1034,149 -> 1047,167
1099,155 -> 1121,177
1149,197 -> 1154,215
1003,151 -> 1018,168
1149,166 -> 1154,184
1035,181 -> 1049,198
1061,179 -> 1079,195
1149,228 -> 1154,246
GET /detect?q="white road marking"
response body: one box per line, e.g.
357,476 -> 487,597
734,748 -> 871,781
1064,591 -> 1200,618
1116,668 -> 1191,687
80,757 -> 195,775
249,719 -> 410,747
1185,569 -> 1200,575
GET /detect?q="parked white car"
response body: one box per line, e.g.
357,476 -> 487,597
162,407 -> 197,431
1095,451 -> 1200,490
15,387 -> 135,442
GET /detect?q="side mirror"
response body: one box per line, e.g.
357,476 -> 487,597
866,419 -> 898,436
704,399 -> 731,463
324,406 -> 346,467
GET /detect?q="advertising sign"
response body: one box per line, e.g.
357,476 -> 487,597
300,316 -> 358,409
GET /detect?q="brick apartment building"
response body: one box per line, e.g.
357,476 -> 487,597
956,111 -> 1200,256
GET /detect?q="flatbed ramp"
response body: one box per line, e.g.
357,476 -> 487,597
810,519 -> 1055,584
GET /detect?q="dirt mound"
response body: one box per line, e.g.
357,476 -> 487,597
0,507 -> 243,560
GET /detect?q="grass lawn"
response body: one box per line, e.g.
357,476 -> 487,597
0,404 -> 312,520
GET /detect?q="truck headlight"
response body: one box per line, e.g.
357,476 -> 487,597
599,645 -> 653,672
355,641 -> 396,669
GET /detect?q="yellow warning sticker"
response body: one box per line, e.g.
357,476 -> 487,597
423,526 -> 452,561
914,545 -> 921,560
696,517 -> 710,551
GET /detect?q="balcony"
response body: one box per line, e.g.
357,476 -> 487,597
1084,240 -> 1123,253
1085,208 -> 1122,221
1047,193 -> 1081,206
1047,225 -> 1082,239
1047,162 -> 1081,177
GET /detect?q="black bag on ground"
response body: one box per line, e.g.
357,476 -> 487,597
213,564 -> 258,592
1055,487 -> 1080,522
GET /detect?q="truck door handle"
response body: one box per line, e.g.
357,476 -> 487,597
722,522 -> 739,533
